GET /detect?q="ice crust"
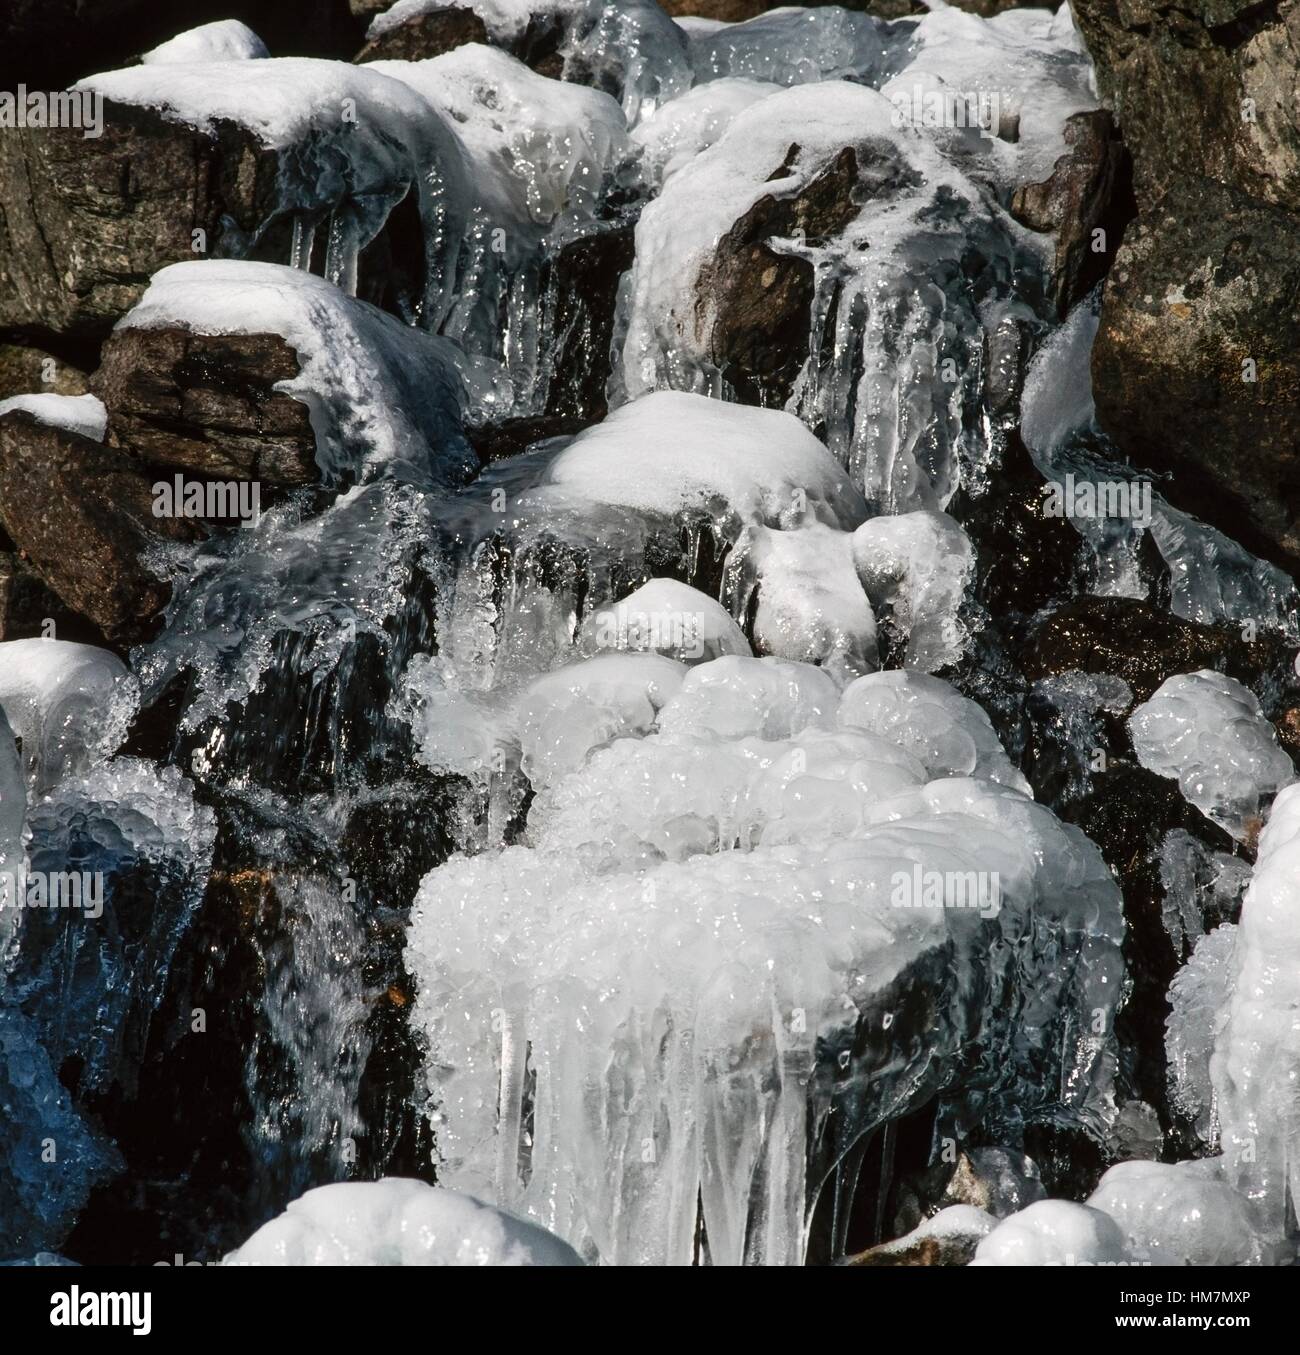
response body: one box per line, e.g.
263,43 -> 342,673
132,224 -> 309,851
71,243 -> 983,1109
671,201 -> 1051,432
1128,671 -> 1294,843
225,1179 -> 583,1265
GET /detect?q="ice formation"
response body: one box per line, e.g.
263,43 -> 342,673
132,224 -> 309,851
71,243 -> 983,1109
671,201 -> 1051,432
1128,671 -> 1294,843
630,78 -> 777,187
225,1179 -> 582,1265
117,261 -> 473,488
577,578 -> 752,665
405,650 -> 1123,1264
141,20 -> 269,64
617,79 -> 1044,512
971,1199 -> 1128,1266
0,640 -> 137,794
852,510 -> 973,671
1166,924 -> 1235,1148
367,0 -> 692,122
1213,780 -> 1300,1239
77,59 -> 471,324
0,393 -> 107,441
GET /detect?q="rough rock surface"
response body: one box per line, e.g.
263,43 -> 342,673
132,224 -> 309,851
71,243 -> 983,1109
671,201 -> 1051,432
696,145 -> 861,406
0,412 -> 200,641
0,106 -> 281,342
0,346 -> 90,403
354,5 -> 488,61
93,328 -> 319,485
1072,0 -> 1300,215
1090,178 -> 1300,570
1010,109 -> 1134,316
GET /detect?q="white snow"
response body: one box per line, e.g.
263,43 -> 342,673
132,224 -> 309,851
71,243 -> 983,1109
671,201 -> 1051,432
1128,670 -> 1294,843
631,78 -> 778,186
224,1179 -> 583,1265
116,261 -> 472,488
0,393 -> 106,442
141,20 -> 269,64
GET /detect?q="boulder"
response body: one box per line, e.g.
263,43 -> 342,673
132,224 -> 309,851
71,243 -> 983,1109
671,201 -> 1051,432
93,328 -> 319,484
0,107 -> 281,342
0,412 -> 199,641
353,5 -> 487,61
1010,109 -> 1134,316
1090,178 -> 1300,571
0,345 -> 90,403
1072,0 -> 1300,215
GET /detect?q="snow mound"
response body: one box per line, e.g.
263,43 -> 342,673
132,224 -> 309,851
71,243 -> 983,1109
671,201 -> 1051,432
578,578 -> 751,665
225,1179 -> 582,1265
971,1199 -> 1128,1266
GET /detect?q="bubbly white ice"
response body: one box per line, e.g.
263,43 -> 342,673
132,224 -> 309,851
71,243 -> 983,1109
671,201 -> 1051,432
578,577 -> 752,665
1129,670 -> 1293,843
225,1179 -> 583,1265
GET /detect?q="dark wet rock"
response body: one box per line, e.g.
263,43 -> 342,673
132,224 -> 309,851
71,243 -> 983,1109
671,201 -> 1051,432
467,414 -> 587,466
93,328 -> 319,485
697,145 -> 861,406
0,344 -> 90,402
353,4 -> 488,61
0,411 -> 199,642
1022,595 -> 1292,704
0,551 -> 104,645
540,224 -> 636,423
1089,178 -> 1300,572
844,1229 -> 979,1265
1010,109 -> 1135,316
1,2 -> 362,89
0,107 -> 281,342
1072,0 -> 1300,215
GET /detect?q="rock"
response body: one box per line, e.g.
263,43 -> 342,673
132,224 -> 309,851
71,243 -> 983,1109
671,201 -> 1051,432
1022,595 -> 1292,704
353,5 -> 487,61
1,2 -> 362,89
1072,0 -> 1300,215
0,553 -> 99,644
93,328 -> 318,484
0,411 -> 199,642
845,1205 -> 994,1266
696,146 -> 861,406
1010,109 -> 1134,316
1090,178 -> 1300,571
0,345 -> 90,403
0,106 -> 281,342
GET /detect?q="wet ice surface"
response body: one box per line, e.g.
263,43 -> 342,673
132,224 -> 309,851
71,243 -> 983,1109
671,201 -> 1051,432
1129,671 -> 1294,843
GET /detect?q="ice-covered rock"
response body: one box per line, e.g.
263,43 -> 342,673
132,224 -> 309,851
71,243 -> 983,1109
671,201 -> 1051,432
224,1179 -> 583,1264
971,1199 -> 1129,1266
852,510 -> 973,670
141,20 -> 270,64
1128,671 -> 1294,844
839,670 -> 1030,793
0,640 -> 137,795
849,1204 -> 994,1266
631,78 -> 777,186
1088,1159 -> 1263,1266
368,0 -> 692,121
0,394 -> 106,442
618,81 -> 1036,512
113,261 -> 473,488
578,578 -> 752,665
77,58 -> 472,325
